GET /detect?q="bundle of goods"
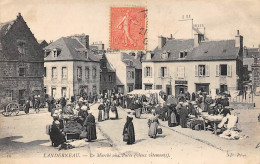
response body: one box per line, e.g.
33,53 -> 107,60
187,119 -> 204,130
64,120 -> 83,134
202,114 -> 223,122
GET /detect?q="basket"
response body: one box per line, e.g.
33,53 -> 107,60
66,133 -> 80,140
157,128 -> 162,134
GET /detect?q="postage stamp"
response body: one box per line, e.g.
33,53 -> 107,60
110,7 -> 147,50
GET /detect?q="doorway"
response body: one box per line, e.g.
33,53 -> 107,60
175,85 -> 187,97
195,83 -> 209,94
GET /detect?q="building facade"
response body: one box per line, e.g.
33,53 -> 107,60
142,30 -> 243,98
0,13 -> 44,105
105,51 -> 142,94
44,35 -> 100,100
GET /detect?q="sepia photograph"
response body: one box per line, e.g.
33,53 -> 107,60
0,0 -> 259,163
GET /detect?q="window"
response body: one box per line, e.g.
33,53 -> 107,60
129,61 -> 133,66
6,90 -> 13,100
92,85 -> 97,94
17,42 -> 26,54
144,67 -> 152,77
61,87 -> 67,97
220,64 -> 227,76
102,62 -> 106,68
145,84 -> 152,90
62,67 -> 67,79
92,67 -> 96,78
109,75 -> 112,81
44,67 -> 46,77
19,67 -> 25,76
127,71 -> 134,79
52,67 -> 57,79
198,65 -> 205,76
156,85 -> 162,89
44,87 -> 47,94
159,67 -> 167,77
85,67 -> 89,79
195,65 -> 209,77
128,85 -> 133,92
161,53 -> 168,59
53,49 -> 58,58
132,71 -> 134,79
177,66 -> 185,79
77,67 -> 82,79
179,51 -> 188,58
51,88 -> 56,98
220,84 -> 228,93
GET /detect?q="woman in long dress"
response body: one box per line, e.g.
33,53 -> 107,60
104,102 -> 110,120
98,103 -> 105,122
110,104 -> 118,119
179,103 -> 188,128
83,112 -> 97,142
168,104 -> 177,127
148,110 -> 159,139
123,115 -> 135,145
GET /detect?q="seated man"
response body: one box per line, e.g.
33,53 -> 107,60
50,120 -> 66,147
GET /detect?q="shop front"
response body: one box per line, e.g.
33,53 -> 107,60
195,83 -> 210,94
175,80 -> 188,97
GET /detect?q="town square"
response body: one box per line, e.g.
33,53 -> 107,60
0,0 -> 259,163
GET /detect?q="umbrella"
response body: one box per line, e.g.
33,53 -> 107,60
166,96 -> 178,105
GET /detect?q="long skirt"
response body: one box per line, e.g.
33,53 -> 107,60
98,110 -> 103,122
104,111 -> 109,120
135,108 -> 141,118
148,122 -> 158,138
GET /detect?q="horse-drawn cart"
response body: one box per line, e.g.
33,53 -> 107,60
1,101 -> 25,117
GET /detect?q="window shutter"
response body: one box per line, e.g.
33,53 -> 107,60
177,67 -> 179,78
144,67 -> 147,77
182,67 -> 185,78
195,65 -> 198,77
216,65 -> 219,77
158,68 -> 161,77
151,67 -> 153,77
167,67 -> 169,77
206,65 -> 209,77
227,65 -> 232,77
165,67 -> 168,77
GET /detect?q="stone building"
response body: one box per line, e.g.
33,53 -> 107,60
44,35 -> 100,100
105,51 -> 142,94
0,13 -> 44,105
142,30 -> 244,98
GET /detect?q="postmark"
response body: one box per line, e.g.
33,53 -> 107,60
110,7 -> 147,50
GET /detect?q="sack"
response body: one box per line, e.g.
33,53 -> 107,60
123,133 -> 129,142
46,124 -> 52,135
157,128 -> 162,134
80,131 -> 87,139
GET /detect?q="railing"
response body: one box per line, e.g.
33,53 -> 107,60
231,93 -> 255,103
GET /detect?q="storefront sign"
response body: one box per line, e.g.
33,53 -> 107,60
175,80 -> 187,85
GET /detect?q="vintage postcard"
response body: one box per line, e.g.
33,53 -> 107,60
0,0 -> 259,164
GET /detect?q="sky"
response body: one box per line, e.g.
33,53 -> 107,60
0,0 -> 259,50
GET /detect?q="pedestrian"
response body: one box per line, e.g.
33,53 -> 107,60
98,103 -> 105,122
110,103 -> 118,119
148,109 -> 159,138
83,112 -> 97,142
24,100 -> 30,114
168,104 -> 177,127
50,120 -> 66,147
134,100 -> 142,118
34,96 -> 40,113
104,102 -> 110,120
123,114 -> 135,144
60,97 -> 66,113
179,102 -> 188,128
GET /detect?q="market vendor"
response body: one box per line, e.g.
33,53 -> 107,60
50,120 -> 66,147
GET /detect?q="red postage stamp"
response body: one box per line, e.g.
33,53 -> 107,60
110,7 -> 147,50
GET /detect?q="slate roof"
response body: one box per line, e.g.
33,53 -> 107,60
96,54 -> 116,72
44,37 -> 99,62
121,52 -> 142,69
0,20 -> 16,50
145,39 -> 239,62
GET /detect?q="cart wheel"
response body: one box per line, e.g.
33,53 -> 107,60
6,103 -> 19,116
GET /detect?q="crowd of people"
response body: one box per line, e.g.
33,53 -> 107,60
44,89 -> 242,149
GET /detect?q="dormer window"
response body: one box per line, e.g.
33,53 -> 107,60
146,52 -> 152,60
161,52 -> 169,59
129,61 -> 133,66
179,51 -> 188,58
53,49 -> 58,58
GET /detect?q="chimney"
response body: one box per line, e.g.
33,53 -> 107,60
85,35 -> 89,49
158,36 -> 166,50
235,30 -> 243,48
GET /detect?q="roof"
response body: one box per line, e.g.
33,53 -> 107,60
44,37 -> 99,62
243,58 -> 254,71
121,52 -> 142,69
0,20 -> 16,50
145,39 -> 239,62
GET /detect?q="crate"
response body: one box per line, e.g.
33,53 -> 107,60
66,133 -> 80,140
